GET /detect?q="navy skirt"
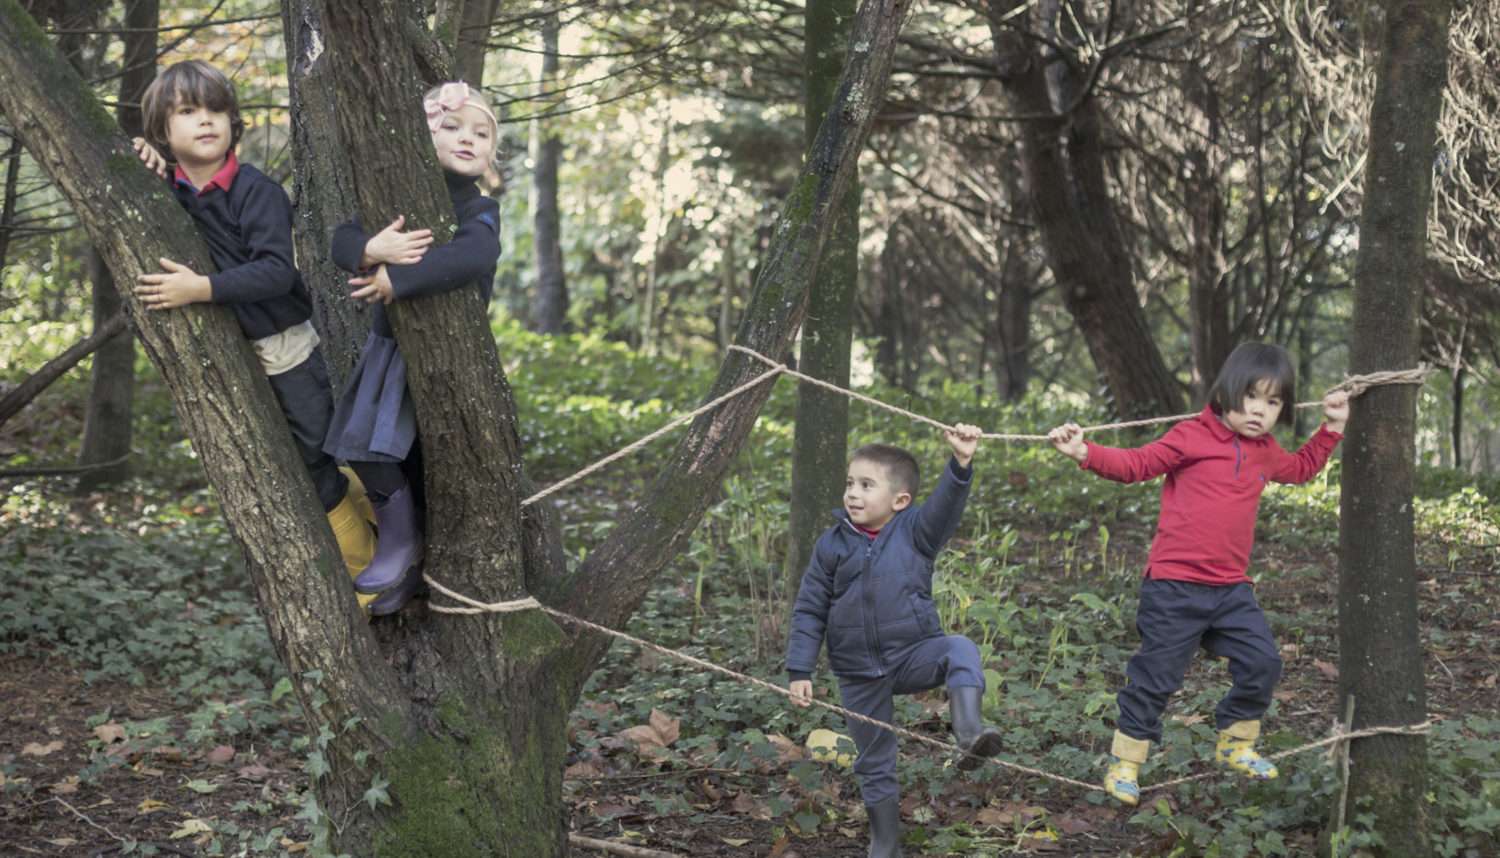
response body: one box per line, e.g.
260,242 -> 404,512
323,331 -> 417,464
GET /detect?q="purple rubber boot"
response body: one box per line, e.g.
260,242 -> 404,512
368,563 -> 425,616
354,486 -> 423,594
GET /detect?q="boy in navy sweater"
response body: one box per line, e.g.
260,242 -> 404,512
131,61 -> 375,600
786,425 -> 1002,858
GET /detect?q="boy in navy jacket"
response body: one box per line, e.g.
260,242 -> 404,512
131,61 -> 375,596
787,425 -> 1001,858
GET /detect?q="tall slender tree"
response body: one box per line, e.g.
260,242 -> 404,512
1337,1 -> 1453,855
77,0 -> 157,490
786,0 -> 859,594
530,8 -> 569,333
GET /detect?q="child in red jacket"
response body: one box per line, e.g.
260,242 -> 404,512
1048,342 -> 1349,804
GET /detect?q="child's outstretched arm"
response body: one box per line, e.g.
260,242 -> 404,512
913,423 -> 981,555
1050,421 -> 1190,483
1271,390 -> 1350,484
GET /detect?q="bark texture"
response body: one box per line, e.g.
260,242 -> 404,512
987,0 -> 1181,417
786,0 -> 859,594
1336,1 -> 1452,855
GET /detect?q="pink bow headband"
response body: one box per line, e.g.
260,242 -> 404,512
424,82 -> 497,134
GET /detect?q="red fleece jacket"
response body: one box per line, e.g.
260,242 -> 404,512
1081,406 -> 1343,586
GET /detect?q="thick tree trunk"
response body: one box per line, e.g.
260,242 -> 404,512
529,10 -> 569,334
282,0 -> 369,384
77,0 -> 156,490
987,0 -> 1181,418
0,8 -> 409,854
0,135 -> 20,273
1336,1 -> 1452,856
786,0 -> 858,594
293,0 -> 911,852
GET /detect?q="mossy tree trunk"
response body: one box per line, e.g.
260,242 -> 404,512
986,0 -> 1182,418
1336,1 -> 1452,856
786,0 -> 859,596
5,0 -> 911,850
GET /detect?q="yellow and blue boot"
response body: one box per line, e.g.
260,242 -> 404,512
329,469 -> 377,611
1105,731 -> 1149,806
1216,719 -> 1278,780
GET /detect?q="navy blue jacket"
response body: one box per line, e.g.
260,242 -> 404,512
330,173 -> 501,337
171,161 -> 313,339
786,458 -> 973,681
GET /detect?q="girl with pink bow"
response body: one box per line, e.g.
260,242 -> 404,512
322,82 -> 503,616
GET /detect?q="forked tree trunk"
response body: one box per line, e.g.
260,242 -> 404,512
786,0 -> 859,594
0,0 -> 917,853
987,0 -> 1182,418
1336,1 -> 1452,855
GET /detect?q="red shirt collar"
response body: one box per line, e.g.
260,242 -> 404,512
854,524 -> 881,539
174,151 -> 239,196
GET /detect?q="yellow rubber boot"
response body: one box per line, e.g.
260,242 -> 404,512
326,492 -> 377,611
340,467 -> 378,527
1216,719 -> 1278,780
1105,731 -> 1149,806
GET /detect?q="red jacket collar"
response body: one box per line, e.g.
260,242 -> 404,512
174,151 -> 239,196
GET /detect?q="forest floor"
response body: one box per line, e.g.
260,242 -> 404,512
3,349 -> 1498,857
2,479 -> 1496,857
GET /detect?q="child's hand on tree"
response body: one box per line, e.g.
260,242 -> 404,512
361,215 -> 433,267
131,137 -> 168,179
789,679 -> 814,708
1048,423 -> 1088,464
1323,390 -> 1350,434
135,258 -> 211,309
945,423 -> 982,467
350,265 -> 396,305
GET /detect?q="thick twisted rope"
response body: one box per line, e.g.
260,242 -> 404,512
424,572 -> 1432,794
730,345 -> 1433,441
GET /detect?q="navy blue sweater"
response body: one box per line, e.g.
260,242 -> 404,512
330,173 -> 501,337
170,159 -> 313,340
786,458 -> 973,681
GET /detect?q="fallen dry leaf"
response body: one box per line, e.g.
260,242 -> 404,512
1314,659 -> 1339,681
22,741 -> 64,757
170,818 -> 212,839
138,798 -> 169,815
205,745 -> 235,765
93,723 -> 127,744
236,762 -> 272,782
648,709 -> 680,746
564,760 -> 602,779
49,776 -> 80,795
45,839 -> 76,848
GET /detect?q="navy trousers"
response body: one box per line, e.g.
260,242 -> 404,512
836,634 -> 986,805
1117,579 -> 1282,743
266,351 -> 347,512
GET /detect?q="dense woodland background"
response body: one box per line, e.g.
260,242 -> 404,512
1,1 -> 1497,857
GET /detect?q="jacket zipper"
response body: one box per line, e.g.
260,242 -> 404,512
846,519 -> 886,677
